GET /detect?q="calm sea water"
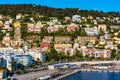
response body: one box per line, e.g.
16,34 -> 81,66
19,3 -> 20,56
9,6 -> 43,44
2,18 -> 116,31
62,72 -> 120,80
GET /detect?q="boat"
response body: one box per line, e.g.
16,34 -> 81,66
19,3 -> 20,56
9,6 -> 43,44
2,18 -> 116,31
94,66 -> 110,69
37,75 -> 51,80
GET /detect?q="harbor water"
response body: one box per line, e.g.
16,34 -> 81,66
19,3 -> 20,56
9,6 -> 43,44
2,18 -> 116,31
62,72 -> 120,80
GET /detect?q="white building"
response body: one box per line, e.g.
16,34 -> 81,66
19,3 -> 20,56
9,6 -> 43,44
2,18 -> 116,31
2,55 -> 12,71
39,52 -> 46,62
16,14 -> 22,19
28,49 -> 46,62
85,28 -> 99,36
73,43 -> 79,49
72,15 -> 81,22
4,21 -> 11,30
0,15 -> 3,19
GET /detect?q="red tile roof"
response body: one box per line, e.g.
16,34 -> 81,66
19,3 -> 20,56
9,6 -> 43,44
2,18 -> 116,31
41,42 -> 50,49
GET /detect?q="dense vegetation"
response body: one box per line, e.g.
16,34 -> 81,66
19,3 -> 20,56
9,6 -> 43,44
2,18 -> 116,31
0,4 -> 77,18
0,4 -> 120,18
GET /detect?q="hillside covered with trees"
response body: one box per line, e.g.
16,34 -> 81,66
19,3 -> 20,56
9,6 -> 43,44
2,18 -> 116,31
0,4 -> 120,18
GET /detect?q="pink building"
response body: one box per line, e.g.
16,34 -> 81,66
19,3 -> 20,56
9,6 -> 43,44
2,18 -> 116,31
67,23 -> 78,32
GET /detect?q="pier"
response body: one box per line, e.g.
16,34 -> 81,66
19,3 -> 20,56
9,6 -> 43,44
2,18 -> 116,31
52,69 -> 79,80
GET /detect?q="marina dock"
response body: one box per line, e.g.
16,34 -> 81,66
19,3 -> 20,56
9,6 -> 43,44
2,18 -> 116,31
52,69 -> 79,80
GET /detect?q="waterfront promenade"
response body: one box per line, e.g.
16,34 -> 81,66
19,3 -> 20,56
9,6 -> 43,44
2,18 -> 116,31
66,60 -> 120,65
12,69 -> 58,80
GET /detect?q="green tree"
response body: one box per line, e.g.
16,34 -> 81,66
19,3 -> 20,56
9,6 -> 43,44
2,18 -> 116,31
11,59 -> 17,72
117,33 -> 120,38
117,44 -> 120,49
79,29 -> 86,36
111,49 -> 117,59
99,28 -> 105,36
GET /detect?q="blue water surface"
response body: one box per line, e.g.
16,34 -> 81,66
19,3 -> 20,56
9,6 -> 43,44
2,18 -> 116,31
62,72 -> 120,80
